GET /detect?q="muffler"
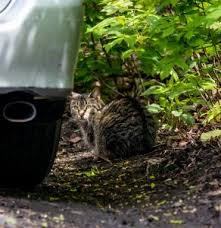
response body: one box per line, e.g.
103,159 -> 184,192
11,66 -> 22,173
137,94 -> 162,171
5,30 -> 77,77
3,101 -> 37,123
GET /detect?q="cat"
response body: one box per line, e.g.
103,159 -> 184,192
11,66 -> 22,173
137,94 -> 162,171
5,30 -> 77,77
70,90 -> 157,161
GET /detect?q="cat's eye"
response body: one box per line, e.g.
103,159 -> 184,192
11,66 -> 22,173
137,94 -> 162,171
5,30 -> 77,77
72,105 -> 80,111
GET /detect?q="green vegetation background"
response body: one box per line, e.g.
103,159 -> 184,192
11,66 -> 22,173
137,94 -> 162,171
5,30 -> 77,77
74,0 -> 221,128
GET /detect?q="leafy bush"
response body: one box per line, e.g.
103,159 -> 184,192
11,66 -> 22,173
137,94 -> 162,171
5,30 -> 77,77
74,0 -> 221,128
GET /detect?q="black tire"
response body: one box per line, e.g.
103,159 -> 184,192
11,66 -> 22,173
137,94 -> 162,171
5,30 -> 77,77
0,118 -> 62,188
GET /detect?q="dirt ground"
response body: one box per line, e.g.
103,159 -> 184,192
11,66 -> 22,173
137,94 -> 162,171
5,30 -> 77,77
0,116 -> 221,227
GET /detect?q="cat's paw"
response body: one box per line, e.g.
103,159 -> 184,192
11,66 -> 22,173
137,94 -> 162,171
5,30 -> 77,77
92,151 -> 112,165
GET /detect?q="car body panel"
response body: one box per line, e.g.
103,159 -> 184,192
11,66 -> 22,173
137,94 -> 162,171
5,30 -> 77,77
0,0 -> 83,97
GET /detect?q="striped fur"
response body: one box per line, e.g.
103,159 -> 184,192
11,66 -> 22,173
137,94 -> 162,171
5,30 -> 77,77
70,92 -> 156,160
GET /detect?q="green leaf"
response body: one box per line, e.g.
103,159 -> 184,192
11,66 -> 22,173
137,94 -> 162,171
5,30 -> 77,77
102,0 -> 133,15
172,110 -> 183,117
201,130 -> 221,142
122,49 -> 135,60
175,57 -> 188,70
206,5 -> 221,20
162,26 -> 175,37
142,85 -> 168,96
147,103 -> 164,113
170,219 -> 184,225
89,17 -> 117,34
123,34 -> 137,48
150,182 -> 156,189
168,82 -> 195,100
205,100 -> 221,123
104,37 -> 124,52
116,16 -> 126,26
181,113 -> 195,125
200,79 -> 216,91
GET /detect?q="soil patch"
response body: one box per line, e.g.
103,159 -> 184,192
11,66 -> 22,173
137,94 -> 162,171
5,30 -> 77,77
0,117 -> 221,227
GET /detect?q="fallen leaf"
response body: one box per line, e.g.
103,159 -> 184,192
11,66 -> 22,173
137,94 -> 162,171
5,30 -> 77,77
148,215 -> 160,222
5,216 -> 17,226
150,182 -> 156,189
69,136 -> 82,144
170,219 -> 184,224
200,129 -> 221,142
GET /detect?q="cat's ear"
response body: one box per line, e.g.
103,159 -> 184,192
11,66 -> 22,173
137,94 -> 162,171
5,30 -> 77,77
88,89 -> 101,100
88,81 -> 101,100
70,91 -> 81,99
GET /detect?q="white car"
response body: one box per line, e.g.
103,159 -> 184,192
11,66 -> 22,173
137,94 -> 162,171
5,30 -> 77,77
0,0 -> 83,188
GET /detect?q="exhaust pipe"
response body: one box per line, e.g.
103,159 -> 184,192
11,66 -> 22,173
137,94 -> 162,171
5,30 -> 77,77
3,101 -> 37,123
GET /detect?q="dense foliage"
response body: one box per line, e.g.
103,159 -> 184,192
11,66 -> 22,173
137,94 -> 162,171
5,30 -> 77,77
74,0 -> 221,128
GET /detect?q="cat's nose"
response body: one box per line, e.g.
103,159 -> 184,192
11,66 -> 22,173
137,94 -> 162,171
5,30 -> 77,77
79,111 -> 84,118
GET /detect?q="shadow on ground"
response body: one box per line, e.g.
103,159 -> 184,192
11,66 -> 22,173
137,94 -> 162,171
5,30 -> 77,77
1,118 -> 221,227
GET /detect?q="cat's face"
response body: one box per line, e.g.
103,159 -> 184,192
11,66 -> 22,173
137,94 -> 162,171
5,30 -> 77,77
70,92 -> 104,123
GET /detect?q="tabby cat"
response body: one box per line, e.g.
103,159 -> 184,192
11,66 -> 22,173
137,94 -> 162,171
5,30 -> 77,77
70,91 -> 156,161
